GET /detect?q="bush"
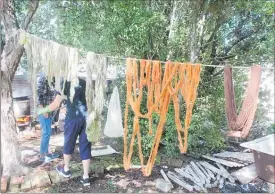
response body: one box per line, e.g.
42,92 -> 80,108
187,113 -> 226,156
161,104 -> 181,158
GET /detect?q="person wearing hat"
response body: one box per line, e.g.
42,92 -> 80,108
37,73 -> 60,162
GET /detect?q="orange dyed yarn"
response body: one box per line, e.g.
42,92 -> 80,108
124,58 -> 201,176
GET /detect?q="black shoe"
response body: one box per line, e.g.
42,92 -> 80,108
56,165 -> 72,178
80,176 -> 90,186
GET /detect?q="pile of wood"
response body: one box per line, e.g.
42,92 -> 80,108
165,161 -> 236,192
157,151 -> 259,192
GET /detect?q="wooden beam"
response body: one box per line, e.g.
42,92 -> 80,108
167,171 -> 194,192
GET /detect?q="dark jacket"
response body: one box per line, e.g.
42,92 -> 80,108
63,78 -> 87,122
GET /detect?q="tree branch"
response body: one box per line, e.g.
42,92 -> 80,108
200,16 -> 223,54
22,0 -> 39,30
212,68 -> 224,77
224,28 -> 260,55
1,0 -> 39,79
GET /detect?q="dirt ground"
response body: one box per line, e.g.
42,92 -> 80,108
23,143 -> 216,193
20,132 -> 167,193
19,129 -> 272,193
46,167 -> 163,193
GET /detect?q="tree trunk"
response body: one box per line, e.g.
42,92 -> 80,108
166,0 -> 178,60
1,0 -> 38,176
1,36 -> 27,176
189,1 -> 199,63
189,0 -> 207,63
1,71 -> 24,176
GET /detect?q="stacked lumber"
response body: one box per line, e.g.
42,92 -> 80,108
164,161 -> 236,192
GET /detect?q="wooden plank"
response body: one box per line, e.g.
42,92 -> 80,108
160,169 -> 173,188
213,152 -> 254,163
190,162 -> 210,184
175,168 -> 207,192
231,164 -> 258,184
202,155 -> 245,167
190,162 -> 207,180
205,167 -> 216,179
200,161 -> 225,177
219,178 -> 225,189
216,163 -> 235,183
196,162 -> 212,180
175,168 -> 193,181
185,165 -> 204,184
182,167 -> 205,186
175,168 -> 204,188
167,171 -> 194,192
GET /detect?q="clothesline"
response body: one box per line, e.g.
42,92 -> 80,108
98,53 -> 274,70
9,29 -> 275,71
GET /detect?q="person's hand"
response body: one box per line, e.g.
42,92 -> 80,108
37,106 -> 51,115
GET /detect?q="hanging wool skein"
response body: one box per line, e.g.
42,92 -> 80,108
19,30 -> 79,114
224,65 -> 262,138
67,48 -> 80,101
19,31 -> 43,115
124,58 -> 201,176
85,52 -> 108,143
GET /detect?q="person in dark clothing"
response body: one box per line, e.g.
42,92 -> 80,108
37,77 -> 91,186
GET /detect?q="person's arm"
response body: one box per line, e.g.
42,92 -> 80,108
37,95 -> 66,115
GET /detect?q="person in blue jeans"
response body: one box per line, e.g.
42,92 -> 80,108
37,73 -> 59,162
38,77 -> 91,186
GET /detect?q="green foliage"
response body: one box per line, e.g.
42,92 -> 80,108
161,105 -> 181,158
188,113 -> 226,156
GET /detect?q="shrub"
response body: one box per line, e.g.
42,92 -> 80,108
187,113 -> 226,156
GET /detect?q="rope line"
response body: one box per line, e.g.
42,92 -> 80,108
6,29 -> 275,70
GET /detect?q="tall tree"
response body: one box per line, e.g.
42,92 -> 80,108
1,0 -> 38,176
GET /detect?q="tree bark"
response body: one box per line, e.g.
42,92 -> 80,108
1,0 -> 38,176
166,0 -> 180,60
189,0 -> 206,63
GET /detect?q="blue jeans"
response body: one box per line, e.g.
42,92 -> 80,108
38,115 -> 52,155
